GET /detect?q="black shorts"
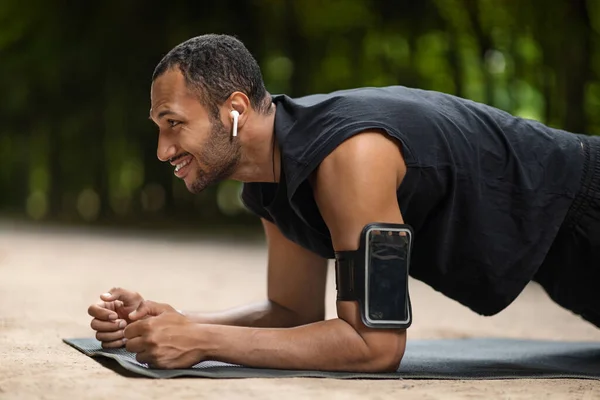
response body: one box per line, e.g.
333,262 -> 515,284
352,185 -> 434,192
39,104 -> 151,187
533,134 -> 600,328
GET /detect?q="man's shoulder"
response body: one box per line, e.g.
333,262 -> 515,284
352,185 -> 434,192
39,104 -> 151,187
273,85 -> 422,107
272,85 -> 467,136
273,86 -> 433,161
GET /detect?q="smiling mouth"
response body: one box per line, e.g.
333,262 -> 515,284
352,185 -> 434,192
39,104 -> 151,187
175,158 -> 191,172
170,153 -> 193,178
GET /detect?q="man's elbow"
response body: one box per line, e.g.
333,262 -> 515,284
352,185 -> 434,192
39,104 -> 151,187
361,331 -> 406,373
372,348 -> 404,373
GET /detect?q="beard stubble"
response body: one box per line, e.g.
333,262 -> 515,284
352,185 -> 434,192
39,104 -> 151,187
189,118 -> 241,194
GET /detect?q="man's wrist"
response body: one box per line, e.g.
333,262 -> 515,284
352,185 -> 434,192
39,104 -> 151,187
191,323 -> 220,360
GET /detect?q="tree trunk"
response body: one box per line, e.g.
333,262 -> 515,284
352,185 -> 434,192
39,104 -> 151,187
562,0 -> 591,134
284,0 -> 313,96
463,0 -> 495,105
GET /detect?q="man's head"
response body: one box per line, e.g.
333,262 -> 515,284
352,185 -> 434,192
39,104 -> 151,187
149,34 -> 271,193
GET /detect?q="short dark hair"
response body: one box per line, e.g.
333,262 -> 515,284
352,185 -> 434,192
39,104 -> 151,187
152,34 -> 270,117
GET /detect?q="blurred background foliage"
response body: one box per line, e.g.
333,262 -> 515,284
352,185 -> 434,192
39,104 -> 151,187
0,0 -> 598,233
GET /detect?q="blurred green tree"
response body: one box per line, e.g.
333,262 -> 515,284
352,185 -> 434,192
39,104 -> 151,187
0,0 -> 597,231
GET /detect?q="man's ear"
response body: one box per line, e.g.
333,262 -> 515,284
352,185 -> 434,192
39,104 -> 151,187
226,91 -> 251,132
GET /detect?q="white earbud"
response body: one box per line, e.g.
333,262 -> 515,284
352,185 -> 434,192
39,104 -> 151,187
231,110 -> 240,137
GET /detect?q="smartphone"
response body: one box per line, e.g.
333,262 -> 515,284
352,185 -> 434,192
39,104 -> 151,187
363,224 -> 412,329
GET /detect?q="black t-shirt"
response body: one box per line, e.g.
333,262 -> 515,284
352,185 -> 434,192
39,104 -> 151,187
241,86 -> 585,316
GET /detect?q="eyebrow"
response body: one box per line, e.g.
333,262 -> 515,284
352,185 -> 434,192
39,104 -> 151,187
148,109 -> 178,121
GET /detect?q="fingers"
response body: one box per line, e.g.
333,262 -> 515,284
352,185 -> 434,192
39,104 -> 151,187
91,318 -> 128,348
91,318 -> 127,332
96,329 -> 125,342
89,287 -> 143,349
88,303 -> 118,321
129,300 -> 175,321
101,287 -> 141,304
101,338 -> 127,349
125,337 -> 145,354
129,300 -> 158,322
123,321 -> 144,340
135,351 -> 151,365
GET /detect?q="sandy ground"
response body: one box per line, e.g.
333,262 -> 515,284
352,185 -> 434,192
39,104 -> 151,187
1,220 -> 600,400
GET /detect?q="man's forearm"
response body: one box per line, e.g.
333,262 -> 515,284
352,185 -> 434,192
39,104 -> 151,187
196,318 -> 405,372
182,300 -> 315,328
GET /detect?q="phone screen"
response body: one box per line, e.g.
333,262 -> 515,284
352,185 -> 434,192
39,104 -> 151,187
366,228 -> 410,325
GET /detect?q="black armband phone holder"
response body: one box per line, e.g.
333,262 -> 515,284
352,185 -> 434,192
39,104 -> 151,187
335,223 -> 413,329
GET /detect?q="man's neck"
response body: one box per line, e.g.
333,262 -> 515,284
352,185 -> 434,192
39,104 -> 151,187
231,103 -> 280,184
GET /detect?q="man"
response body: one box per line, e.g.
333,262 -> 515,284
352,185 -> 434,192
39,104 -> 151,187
88,34 -> 600,372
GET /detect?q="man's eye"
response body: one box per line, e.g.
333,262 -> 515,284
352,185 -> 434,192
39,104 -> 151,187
167,119 -> 181,128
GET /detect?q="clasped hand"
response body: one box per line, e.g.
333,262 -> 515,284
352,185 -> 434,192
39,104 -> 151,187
123,310 -> 204,368
88,287 -> 206,368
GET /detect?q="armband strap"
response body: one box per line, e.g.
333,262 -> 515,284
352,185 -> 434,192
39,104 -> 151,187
335,249 -> 366,302
334,222 -> 412,303
334,222 -> 414,329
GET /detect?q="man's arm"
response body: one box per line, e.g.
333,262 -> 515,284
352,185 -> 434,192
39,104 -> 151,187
182,219 -> 329,328
194,131 -> 408,372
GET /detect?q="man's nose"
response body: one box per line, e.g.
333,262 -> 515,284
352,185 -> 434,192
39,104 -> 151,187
156,132 -> 176,162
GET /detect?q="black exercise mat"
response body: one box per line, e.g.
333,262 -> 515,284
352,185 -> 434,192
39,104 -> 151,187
63,337 -> 600,380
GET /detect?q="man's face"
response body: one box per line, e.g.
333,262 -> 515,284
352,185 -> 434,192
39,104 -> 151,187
150,69 -> 241,194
